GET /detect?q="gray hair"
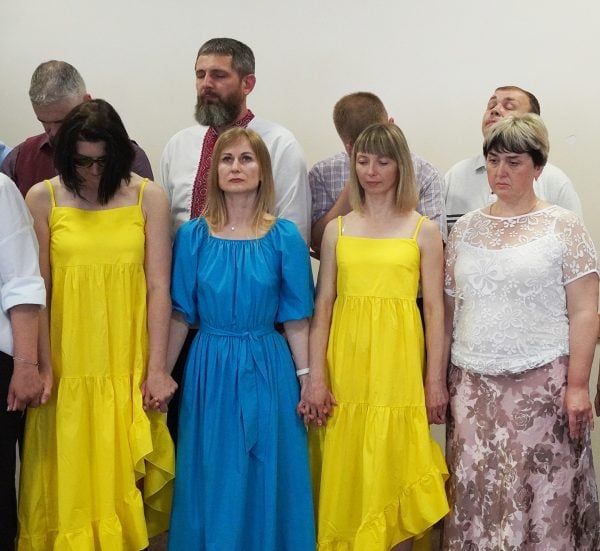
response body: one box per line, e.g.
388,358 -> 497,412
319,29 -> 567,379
483,113 -> 549,167
197,38 -> 255,77
29,60 -> 87,106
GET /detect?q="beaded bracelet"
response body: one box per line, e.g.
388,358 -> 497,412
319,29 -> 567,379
295,368 -> 310,377
13,356 -> 39,367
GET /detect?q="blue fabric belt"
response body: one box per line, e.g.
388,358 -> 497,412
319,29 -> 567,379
199,324 -> 275,453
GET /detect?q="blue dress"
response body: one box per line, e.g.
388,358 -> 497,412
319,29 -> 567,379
168,218 -> 316,551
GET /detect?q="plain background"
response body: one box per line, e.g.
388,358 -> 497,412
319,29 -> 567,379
2,0 -> 600,477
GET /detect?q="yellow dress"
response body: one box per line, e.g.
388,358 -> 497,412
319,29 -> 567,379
18,180 -> 175,551
310,216 -> 449,550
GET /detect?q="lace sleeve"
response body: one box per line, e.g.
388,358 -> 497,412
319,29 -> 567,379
444,214 -> 469,296
555,210 -> 599,284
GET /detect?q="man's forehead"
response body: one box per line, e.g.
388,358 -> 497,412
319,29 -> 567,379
33,97 -> 81,121
489,88 -> 527,103
195,53 -> 234,71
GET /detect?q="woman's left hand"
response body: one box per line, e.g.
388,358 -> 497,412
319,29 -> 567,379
425,378 -> 449,425
565,385 -> 594,439
142,371 -> 178,413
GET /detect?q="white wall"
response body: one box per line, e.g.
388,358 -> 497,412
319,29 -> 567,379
2,1 -> 599,245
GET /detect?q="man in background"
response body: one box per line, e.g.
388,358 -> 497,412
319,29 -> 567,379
1,60 -> 153,197
445,85 -> 582,233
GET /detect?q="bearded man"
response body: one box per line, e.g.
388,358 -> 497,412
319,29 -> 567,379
160,38 -> 311,443
160,37 -> 310,241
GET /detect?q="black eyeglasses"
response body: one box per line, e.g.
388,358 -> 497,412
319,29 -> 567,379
73,155 -> 107,168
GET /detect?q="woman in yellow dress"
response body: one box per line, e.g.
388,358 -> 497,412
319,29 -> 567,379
305,123 -> 449,550
19,99 -> 176,550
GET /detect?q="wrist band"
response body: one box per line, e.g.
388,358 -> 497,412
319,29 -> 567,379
296,368 -> 310,377
13,356 -> 39,367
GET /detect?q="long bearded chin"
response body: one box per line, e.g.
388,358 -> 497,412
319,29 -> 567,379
194,97 -> 240,128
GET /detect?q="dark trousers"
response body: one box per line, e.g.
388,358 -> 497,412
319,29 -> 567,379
0,352 -> 25,551
166,329 -> 198,447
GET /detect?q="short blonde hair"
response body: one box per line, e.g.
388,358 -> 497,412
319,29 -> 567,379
348,123 -> 417,213
204,127 -> 275,233
483,113 -> 549,167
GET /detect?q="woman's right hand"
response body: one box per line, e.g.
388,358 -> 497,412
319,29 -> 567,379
142,370 -> 178,413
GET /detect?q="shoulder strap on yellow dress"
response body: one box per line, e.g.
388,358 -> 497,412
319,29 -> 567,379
337,215 -> 343,236
44,179 -> 56,207
412,215 -> 429,240
137,178 -> 148,206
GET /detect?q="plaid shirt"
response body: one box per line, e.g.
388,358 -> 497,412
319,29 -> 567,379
309,151 -> 447,241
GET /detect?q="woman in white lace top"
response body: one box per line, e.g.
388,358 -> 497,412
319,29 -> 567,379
442,113 -> 600,550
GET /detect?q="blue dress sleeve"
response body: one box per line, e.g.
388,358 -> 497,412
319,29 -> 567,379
274,219 -> 314,323
171,219 -> 205,325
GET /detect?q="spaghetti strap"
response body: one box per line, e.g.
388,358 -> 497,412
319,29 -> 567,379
44,179 -> 56,207
337,216 -> 343,236
411,215 -> 428,240
137,178 -> 148,206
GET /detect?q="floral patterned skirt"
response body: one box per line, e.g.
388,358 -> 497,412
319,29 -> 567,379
443,356 -> 599,551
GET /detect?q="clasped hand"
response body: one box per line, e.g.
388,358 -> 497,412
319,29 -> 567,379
297,375 -> 337,427
142,371 -> 178,413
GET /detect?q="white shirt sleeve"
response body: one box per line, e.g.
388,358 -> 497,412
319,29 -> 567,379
0,175 -> 46,354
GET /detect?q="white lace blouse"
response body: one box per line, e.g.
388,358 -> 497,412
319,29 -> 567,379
445,205 -> 598,375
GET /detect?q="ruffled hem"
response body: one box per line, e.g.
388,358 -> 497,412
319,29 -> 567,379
18,375 -> 175,550
313,401 -> 449,551
131,408 -> 175,537
317,467 -> 448,551
18,507 -> 147,551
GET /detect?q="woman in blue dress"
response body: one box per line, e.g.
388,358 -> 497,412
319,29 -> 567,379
166,127 -> 315,550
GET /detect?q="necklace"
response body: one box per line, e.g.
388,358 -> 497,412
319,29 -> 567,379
489,198 -> 539,217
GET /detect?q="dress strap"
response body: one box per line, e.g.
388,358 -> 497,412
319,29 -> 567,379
137,178 -> 148,206
44,179 -> 56,207
337,216 -> 343,236
411,215 -> 429,240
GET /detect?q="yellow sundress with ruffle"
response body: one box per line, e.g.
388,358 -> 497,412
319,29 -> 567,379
310,216 -> 449,550
18,179 -> 174,551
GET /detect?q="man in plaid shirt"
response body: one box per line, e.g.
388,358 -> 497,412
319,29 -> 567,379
309,92 -> 446,256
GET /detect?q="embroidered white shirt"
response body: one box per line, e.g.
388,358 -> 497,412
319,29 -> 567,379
445,205 -> 598,375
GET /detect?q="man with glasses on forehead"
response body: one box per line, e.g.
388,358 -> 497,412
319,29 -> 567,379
1,60 -> 153,197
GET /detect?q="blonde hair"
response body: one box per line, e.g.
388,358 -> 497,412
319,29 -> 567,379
483,113 -> 549,167
348,123 -> 417,212
204,127 -> 275,233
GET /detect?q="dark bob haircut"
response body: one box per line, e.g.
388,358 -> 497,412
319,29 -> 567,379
54,99 -> 134,204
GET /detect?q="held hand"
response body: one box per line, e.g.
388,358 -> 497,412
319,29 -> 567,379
301,375 -> 337,427
565,385 -> 594,439
38,361 -> 53,406
142,371 -> 178,413
7,364 -> 45,411
425,378 -> 449,425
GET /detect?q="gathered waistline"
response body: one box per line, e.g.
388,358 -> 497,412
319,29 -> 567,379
199,324 -> 275,338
